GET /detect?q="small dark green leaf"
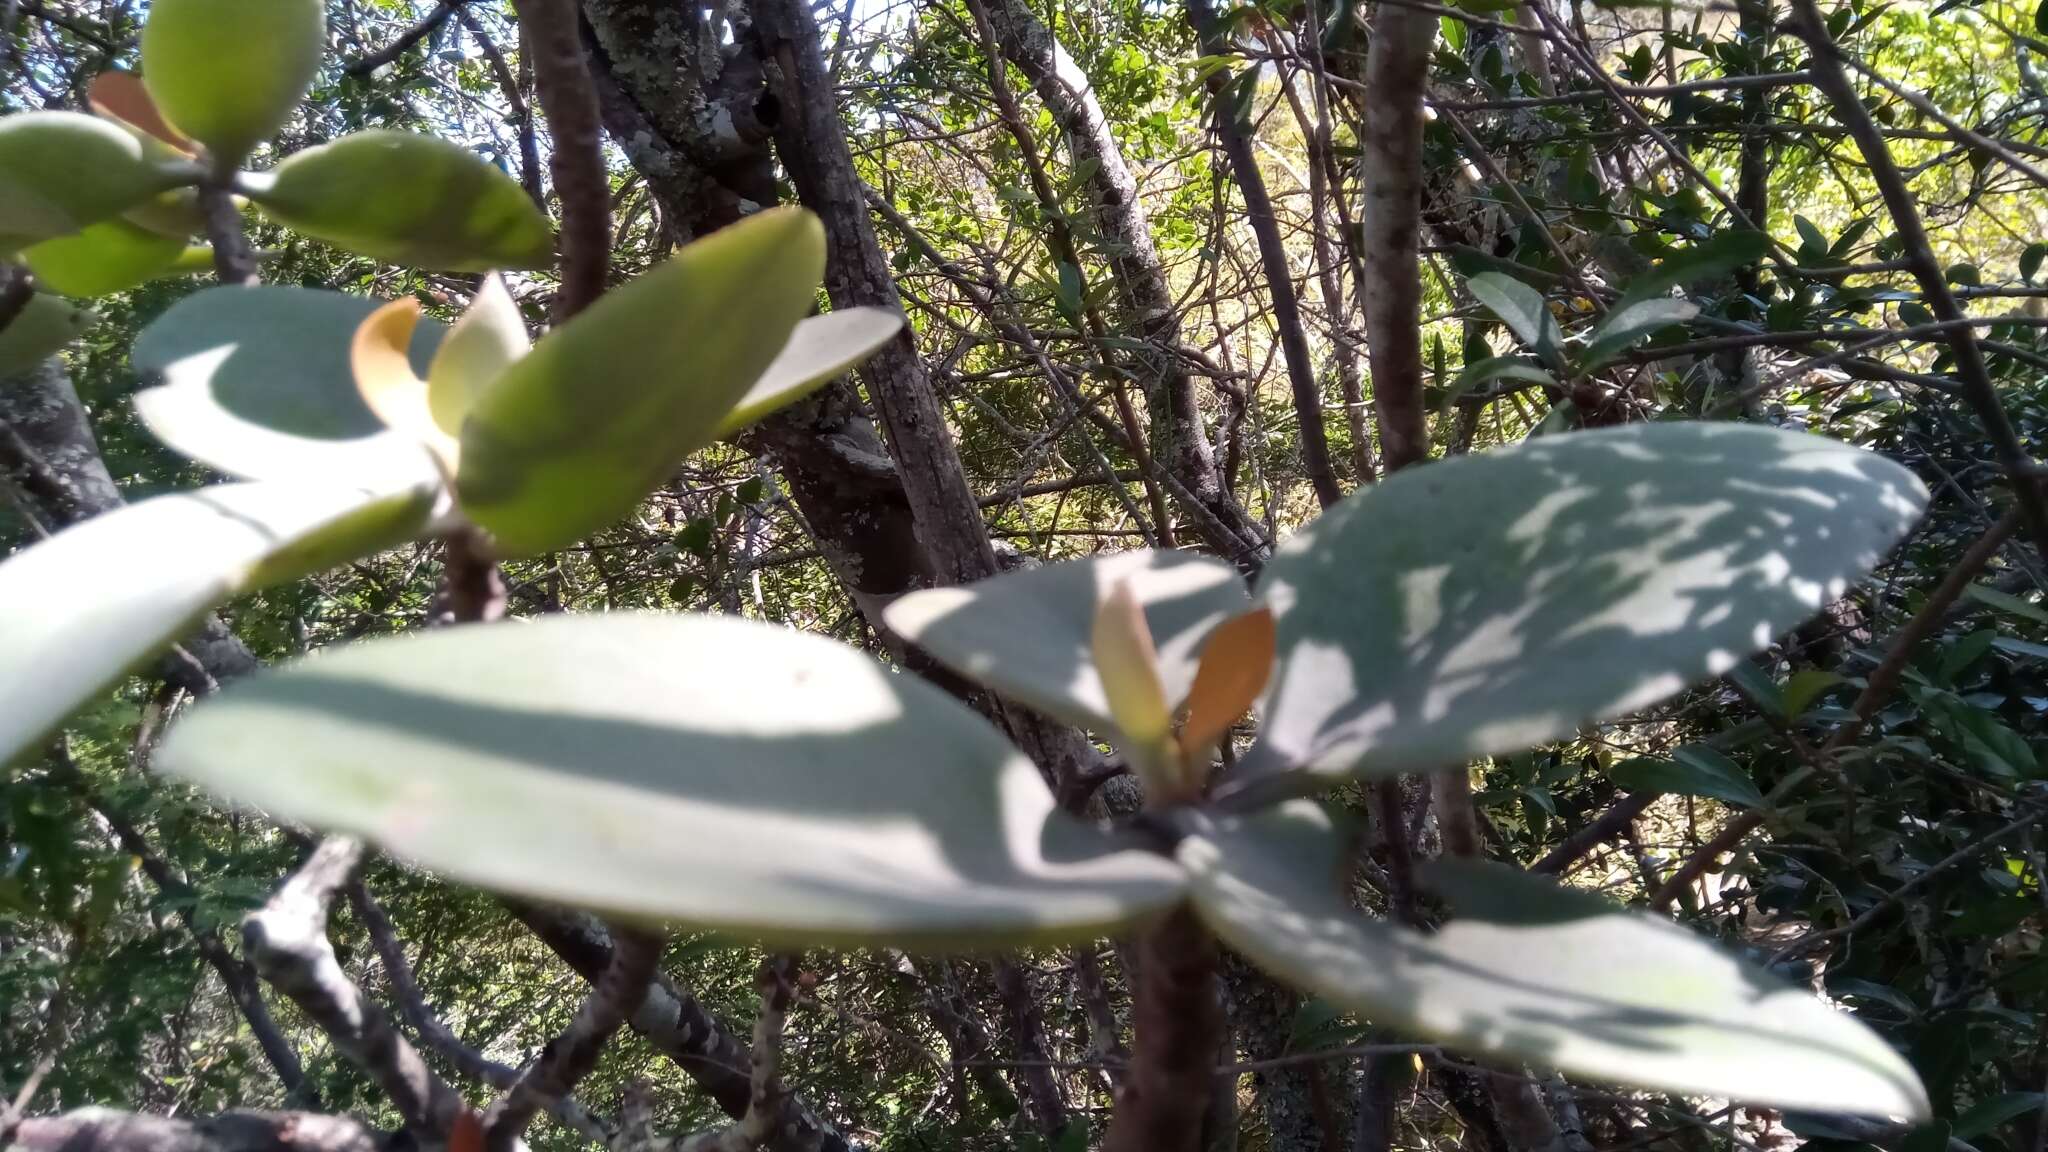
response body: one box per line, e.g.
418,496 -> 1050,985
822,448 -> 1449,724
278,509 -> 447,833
1782,669 -> 1844,715
2021,243 -> 2047,284
1899,300 -> 1934,327
1607,746 -> 1763,807
1624,231 -> 1770,299
1439,356 -> 1554,412
1968,584 -> 2048,626
1944,263 -> 1981,287
1794,215 -> 1828,258
1466,271 -> 1562,361
1579,296 -> 1699,369
1952,1093 -> 2044,1139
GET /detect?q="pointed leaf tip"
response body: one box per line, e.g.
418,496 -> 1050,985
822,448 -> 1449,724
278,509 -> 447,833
1094,579 -> 1172,747
1183,803 -> 1930,1119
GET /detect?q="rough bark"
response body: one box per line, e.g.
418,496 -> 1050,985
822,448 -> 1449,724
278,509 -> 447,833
981,0 -> 1264,556
1187,0 -> 1344,510
7,1110 -> 385,1152
1224,958 -> 1322,1152
1359,4 -> 1436,472
748,0 -> 999,586
1103,909 -> 1224,1152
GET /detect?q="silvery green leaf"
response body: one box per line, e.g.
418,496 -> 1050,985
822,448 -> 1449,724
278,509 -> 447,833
1247,424 -> 1926,783
1181,801 -> 1928,1118
157,613 -> 1188,947
132,285 -> 447,487
884,549 -> 1250,736
0,481 -> 436,766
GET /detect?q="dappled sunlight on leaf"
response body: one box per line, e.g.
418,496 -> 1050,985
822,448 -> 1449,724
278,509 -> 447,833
885,548 -> 1249,737
1246,424 -> 1927,783
1181,802 -> 1929,1117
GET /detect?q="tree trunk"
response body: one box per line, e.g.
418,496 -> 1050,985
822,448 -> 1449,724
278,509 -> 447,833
981,0 -> 1265,558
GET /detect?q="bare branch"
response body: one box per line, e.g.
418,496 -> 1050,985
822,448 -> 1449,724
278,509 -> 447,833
244,838 -> 467,1138
344,0 -> 467,76
483,928 -> 661,1151
509,0 -> 611,318
8,1110 -> 385,1152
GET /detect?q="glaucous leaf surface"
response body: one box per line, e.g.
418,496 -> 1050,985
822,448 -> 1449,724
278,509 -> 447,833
1179,802 -> 1929,1117
0,112 -> 183,252
157,613 -> 1189,946
0,481 -> 435,766
427,274 -> 528,435
132,286 -> 446,485
884,550 -> 1251,734
714,308 -> 906,439
0,293 -> 95,374
24,217 -> 186,296
457,208 -> 824,556
140,0 -> 323,164
1246,424 -> 1926,782
251,131 -> 553,271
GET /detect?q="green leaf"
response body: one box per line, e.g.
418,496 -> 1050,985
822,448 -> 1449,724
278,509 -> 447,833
2022,243 -> 2047,284
1607,745 -> 1763,807
1992,636 -> 2048,661
1466,271 -> 1562,362
0,481 -> 434,767
1180,802 -> 1929,1117
1945,263 -> 1981,287
1438,356 -> 1554,412
0,293 -> 96,374
1968,584 -> 2048,626
1624,231 -> 1771,299
1782,668 -> 1844,715
0,112 -> 187,253
1244,424 -> 1927,784
1952,1093 -> 2044,1139
132,286 -> 447,485
1794,215 -> 1829,258
1055,261 -> 1084,319
1579,296 -> 1699,370
157,613 -> 1189,946
427,274 -> 529,435
884,549 -> 1250,738
141,0 -> 324,164
1899,300 -> 1934,326
2037,0 -> 2048,35
23,217 -> 186,296
714,308 -> 905,439
456,207 -> 823,556
250,131 -> 553,271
